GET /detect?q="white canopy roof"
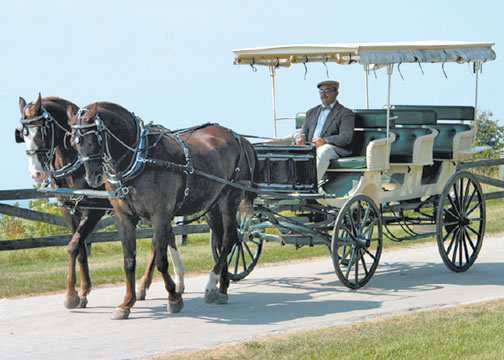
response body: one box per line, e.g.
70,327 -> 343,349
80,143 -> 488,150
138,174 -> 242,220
233,41 -> 496,68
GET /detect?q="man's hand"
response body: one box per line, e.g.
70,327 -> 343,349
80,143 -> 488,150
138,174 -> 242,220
312,137 -> 326,147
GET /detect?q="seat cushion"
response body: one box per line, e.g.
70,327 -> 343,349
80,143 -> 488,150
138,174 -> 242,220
328,156 -> 367,169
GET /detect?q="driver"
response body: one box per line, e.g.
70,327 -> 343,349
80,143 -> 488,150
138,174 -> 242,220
295,80 -> 355,182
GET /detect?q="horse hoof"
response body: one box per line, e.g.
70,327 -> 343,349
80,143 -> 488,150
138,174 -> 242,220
168,297 -> 184,313
136,289 -> 147,301
111,308 -> 130,320
216,293 -> 229,304
205,289 -> 219,304
78,297 -> 88,308
64,294 -> 80,309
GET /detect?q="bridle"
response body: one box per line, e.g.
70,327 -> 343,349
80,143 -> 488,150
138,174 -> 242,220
71,108 -> 148,188
17,105 -> 82,180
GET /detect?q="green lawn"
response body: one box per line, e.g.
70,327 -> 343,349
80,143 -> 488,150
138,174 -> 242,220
160,298 -> 504,360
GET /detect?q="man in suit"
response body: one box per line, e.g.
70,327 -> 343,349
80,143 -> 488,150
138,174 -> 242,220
295,80 -> 355,182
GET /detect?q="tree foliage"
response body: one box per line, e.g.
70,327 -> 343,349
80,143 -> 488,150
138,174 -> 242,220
475,110 -> 504,177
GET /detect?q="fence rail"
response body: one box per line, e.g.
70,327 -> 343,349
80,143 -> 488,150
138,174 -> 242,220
0,189 -> 209,251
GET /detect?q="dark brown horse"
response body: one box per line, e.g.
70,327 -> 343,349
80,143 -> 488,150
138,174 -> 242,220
15,94 -> 173,309
15,94 -> 104,309
67,102 -> 257,320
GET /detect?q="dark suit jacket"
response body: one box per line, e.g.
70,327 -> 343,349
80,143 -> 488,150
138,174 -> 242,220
299,101 -> 355,157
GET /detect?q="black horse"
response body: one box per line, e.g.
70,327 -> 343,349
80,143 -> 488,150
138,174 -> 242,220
67,102 -> 257,320
15,94 -> 174,309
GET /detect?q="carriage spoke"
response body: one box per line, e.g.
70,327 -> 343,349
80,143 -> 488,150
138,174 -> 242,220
360,250 -> 369,276
465,201 -> 482,217
466,224 -> 481,238
458,230 -> 464,267
462,228 -> 471,264
442,222 -> 458,242
464,187 -> 478,210
240,244 -> 247,272
355,253 -> 359,284
444,205 -> 459,220
462,179 -> 471,210
359,205 -> 371,234
363,248 -> 377,261
344,249 -> 354,279
233,244 -> 241,275
243,240 -> 255,260
451,230 -> 460,265
445,227 -> 458,254
448,182 -> 460,211
227,243 -> 237,263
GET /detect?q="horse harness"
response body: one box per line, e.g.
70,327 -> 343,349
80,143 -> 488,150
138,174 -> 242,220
71,111 -> 256,216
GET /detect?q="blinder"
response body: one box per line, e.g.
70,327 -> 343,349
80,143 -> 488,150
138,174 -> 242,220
15,127 -> 24,143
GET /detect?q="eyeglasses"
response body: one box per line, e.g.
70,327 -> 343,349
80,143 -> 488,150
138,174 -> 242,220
319,88 -> 336,93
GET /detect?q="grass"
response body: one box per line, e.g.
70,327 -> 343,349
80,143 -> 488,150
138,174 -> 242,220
160,298 -> 504,360
1,198 -> 503,298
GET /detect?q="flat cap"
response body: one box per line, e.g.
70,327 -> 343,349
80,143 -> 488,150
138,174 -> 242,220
317,80 -> 339,90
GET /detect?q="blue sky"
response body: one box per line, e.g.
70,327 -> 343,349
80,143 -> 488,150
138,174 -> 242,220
1,0 -> 502,190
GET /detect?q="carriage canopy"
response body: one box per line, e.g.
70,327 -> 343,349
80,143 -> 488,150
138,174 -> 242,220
233,41 -> 496,68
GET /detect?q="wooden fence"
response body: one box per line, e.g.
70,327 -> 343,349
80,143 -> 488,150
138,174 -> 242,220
0,189 -> 209,251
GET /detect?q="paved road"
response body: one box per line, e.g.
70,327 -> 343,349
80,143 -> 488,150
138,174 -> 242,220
2,235 -> 504,360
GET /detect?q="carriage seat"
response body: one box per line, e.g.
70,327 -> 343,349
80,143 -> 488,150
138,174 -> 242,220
328,110 -> 395,170
392,105 -> 482,161
387,109 -> 437,166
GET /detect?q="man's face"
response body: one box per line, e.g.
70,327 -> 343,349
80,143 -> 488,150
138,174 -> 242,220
319,85 -> 338,107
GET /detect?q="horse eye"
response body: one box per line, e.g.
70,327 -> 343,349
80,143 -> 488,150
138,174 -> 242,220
23,127 -> 29,136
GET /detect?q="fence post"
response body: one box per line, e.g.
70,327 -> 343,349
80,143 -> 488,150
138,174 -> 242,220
175,216 -> 187,246
500,149 -> 504,180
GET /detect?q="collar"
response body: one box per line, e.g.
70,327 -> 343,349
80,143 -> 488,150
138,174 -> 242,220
321,101 -> 337,111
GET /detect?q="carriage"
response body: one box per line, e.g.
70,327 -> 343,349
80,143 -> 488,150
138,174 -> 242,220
213,41 -> 498,288
18,41 -> 498,319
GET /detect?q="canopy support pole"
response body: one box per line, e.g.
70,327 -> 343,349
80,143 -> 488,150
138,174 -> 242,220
269,65 -> 278,138
364,65 -> 370,109
473,61 -> 481,143
386,64 -> 393,170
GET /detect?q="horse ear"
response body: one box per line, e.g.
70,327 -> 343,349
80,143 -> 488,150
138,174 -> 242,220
90,103 -> 98,119
34,92 -> 42,113
66,104 -> 75,125
19,97 -> 26,115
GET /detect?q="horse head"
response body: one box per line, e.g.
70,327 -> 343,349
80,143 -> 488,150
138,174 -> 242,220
67,103 -> 106,188
17,93 -> 50,183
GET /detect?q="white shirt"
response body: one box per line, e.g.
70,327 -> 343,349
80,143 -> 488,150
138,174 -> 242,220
313,102 -> 334,138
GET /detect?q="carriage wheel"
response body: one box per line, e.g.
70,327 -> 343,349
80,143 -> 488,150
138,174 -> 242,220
210,209 -> 263,281
436,171 -> 485,272
331,194 -> 383,289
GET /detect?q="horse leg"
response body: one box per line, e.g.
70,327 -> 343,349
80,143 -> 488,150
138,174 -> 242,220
152,216 -> 183,314
205,209 -> 228,304
111,218 -> 138,320
136,244 -> 155,301
169,244 -> 185,294
63,209 -> 81,309
209,196 -> 242,304
136,240 -> 184,300
73,210 -> 104,308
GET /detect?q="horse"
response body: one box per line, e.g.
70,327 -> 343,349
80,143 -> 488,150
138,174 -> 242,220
67,102 -> 257,320
15,94 -> 174,309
